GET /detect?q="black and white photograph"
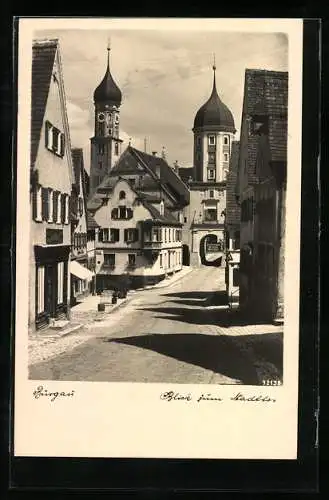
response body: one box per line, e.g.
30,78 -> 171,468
14,18 -> 303,460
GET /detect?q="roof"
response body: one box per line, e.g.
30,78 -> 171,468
31,39 -> 58,168
93,50 -> 122,105
87,212 -> 100,229
193,68 -> 235,132
143,201 -> 182,226
109,146 -> 190,206
130,147 -> 190,206
226,141 -> 241,226
178,167 -> 194,184
241,69 -> 288,184
71,148 -> 84,187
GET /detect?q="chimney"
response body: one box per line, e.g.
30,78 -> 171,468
152,151 -> 157,156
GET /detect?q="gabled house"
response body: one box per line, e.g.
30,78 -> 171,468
29,38 -> 74,332
89,177 -> 183,290
236,69 -> 288,321
70,148 -> 93,305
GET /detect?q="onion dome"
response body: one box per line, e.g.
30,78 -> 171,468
193,62 -> 235,133
93,45 -> 122,106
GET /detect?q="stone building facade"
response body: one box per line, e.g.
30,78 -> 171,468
236,69 -> 288,322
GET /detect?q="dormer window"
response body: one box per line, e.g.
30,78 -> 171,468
119,190 -> 126,200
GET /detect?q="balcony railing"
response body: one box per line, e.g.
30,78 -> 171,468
143,240 -> 162,250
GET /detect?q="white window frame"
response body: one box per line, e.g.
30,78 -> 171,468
159,253 -> 163,268
48,189 -> 53,223
57,193 -> 61,224
208,135 -> 215,146
208,169 -> 215,180
57,261 -> 64,304
224,153 -> 229,162
223,136 -> 229,145
37,266 -> 45,314
35,185 -> 42,222
64,194 -> 69,224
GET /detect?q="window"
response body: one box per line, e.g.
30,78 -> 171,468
208,169 -> 215,180
159,254 -> 163,268
224,153 -> 229,162
98,122 -> 105,136
57,262 -> 64,304
209,190 -> 214,198
110,228 -> 120,242
128,254 -> 136,268
45,121 -> 65,157
152,228 -> 161,242
119,190 -> 126,200
99,228 -> 109,241
37,266 -> 45,314
208,135 -> 215,146
124,228 -> 138,243
98,161 -> 103,170
115,142 -> 119,156
164,228 -> 167,242
223,136 -> 229,145
104,254 -> 115,267
208,152 -> 216,164
204,208 -> 217,222
196,136 -> 201,147
129,178 -> 135,186
184,216 -> 187,223
119,206 -> 127,219
98,143 -> 105,155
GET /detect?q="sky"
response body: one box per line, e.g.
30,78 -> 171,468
35,28 -> 288,170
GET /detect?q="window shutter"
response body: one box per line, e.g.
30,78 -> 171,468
32,186 -> 37,220
45,122 -> 50,149
99,229 -> 103,242
60,133 -> 65,157
115,229 -> 119,242
61,194 -> 66,224
41,187 -> 48,221
134,229 -> 138,242
124,229 -> 128,242
53,191 -> 58,222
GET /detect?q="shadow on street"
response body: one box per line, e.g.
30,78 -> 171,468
105,331 -> 283,385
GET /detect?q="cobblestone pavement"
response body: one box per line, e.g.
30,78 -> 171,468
29,267 -> 283,384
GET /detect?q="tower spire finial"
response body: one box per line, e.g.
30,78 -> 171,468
211,53 -> 217,95
107,36 -> 111,68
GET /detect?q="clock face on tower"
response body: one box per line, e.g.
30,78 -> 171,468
97,112 -> 105,122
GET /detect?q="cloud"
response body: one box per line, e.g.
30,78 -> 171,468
36,28 -> 288,169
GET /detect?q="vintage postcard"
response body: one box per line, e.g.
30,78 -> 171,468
14,17 -> 303,459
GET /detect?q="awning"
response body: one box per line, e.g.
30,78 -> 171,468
70,260 -> 94,281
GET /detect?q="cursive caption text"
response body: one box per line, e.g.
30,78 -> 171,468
160,390 -> 276,403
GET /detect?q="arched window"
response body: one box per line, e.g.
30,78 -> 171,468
119,190 -> 126,200
223,136 -> 229,145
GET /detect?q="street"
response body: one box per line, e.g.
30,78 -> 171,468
29,267 -> 283,384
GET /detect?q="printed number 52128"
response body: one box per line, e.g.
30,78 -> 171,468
262,379 -> 282,386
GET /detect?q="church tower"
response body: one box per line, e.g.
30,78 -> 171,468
90,42 -> 123,197
192,58 -> 236,183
